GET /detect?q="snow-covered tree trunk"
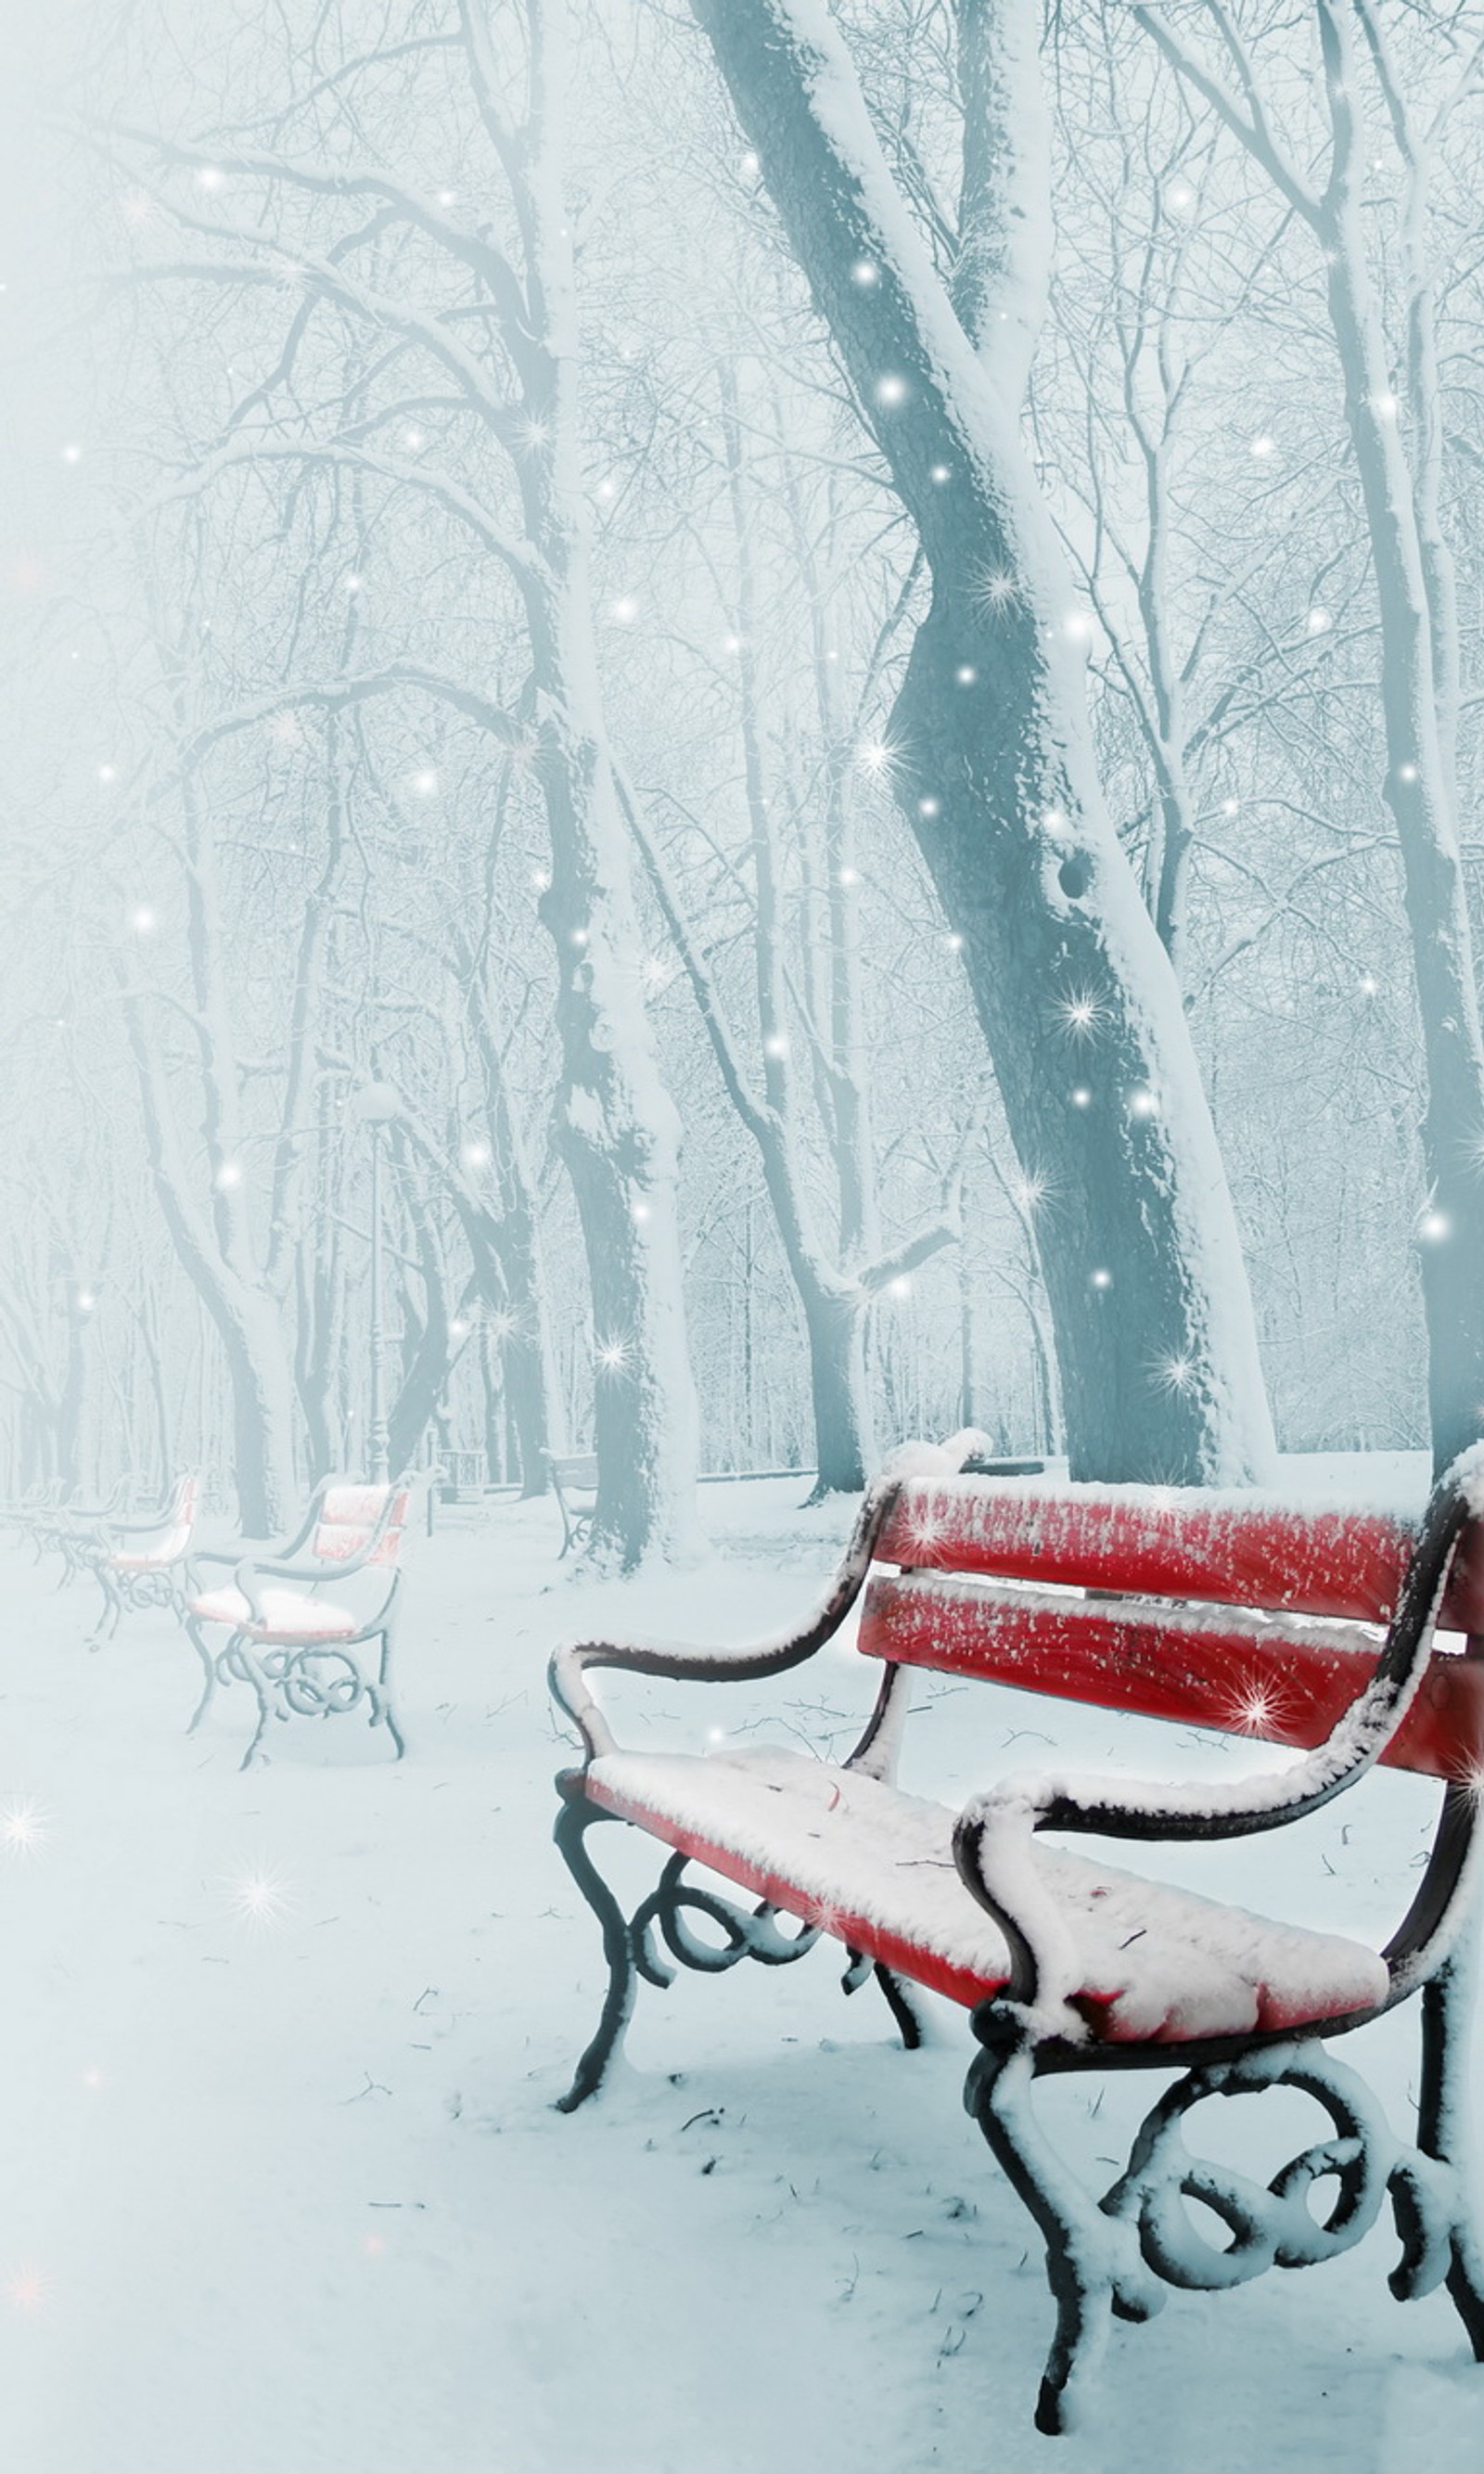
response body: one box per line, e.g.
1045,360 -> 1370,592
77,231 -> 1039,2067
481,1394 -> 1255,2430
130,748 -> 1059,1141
454,938 -> 558,1498
460,0 -> 700,1562
386,1144 -> 453,1481
532,633 -> 700,1557
119,871 -> 300,1532
796,1270 -> 873,1494
693,0 -> 1275,1483
139,1180 -> 297,1534
722,366 -> 877,1491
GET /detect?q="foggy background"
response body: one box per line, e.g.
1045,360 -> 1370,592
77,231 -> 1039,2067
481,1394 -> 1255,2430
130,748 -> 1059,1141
4,0 -> 1481,1560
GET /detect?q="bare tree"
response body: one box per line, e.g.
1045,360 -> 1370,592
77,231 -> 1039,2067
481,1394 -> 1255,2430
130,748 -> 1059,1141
1137,0 -> 1484,1470
690,0 -> 1276,1481
106,0 -> 702,1557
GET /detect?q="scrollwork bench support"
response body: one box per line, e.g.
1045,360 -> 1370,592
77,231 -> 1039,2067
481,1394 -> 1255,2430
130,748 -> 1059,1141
553,1782 -> 921,2113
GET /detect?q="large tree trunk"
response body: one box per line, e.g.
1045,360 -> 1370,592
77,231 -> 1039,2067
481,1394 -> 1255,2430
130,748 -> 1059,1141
528,554 -> 700,1563
489,1208 -> 556,1498
458,960 -> 557,1498
483,0 -> 701,1564
218,1290 -> 300,1534
122,990 -> 299,1533
798,1274 -> 873,1498
693,0 -> 1274,1484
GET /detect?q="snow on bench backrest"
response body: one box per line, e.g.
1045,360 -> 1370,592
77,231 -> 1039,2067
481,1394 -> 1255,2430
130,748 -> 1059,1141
861,1480 -> 1484,1784
313,1483 -> 409,1567
126,1472 -> 200,1563
550,1455 -> 598,1491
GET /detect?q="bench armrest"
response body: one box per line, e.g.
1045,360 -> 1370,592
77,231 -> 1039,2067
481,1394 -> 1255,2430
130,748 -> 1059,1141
952,1453 -> 1483,2035
239,1479 -> 413,1594
230,1551 -> 399,1630
550,1430 -> 994,1762
190,1545 -> 251,1570
188,1475 -> 379,1579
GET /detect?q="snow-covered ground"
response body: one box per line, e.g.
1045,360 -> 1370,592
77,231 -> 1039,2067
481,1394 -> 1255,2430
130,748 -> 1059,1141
3,1464 -> 1483,2473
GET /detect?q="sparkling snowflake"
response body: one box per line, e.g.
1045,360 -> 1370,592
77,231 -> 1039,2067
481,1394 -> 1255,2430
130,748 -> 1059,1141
227,1864 -> 296,1930
969,563 -> 1021,622
1220,1670 -> 1296,1742
1,1799 -> 49,1860
1150,1354 -> 1197,1398
855,737 -> 902,782
1055,988 -> 1107,1042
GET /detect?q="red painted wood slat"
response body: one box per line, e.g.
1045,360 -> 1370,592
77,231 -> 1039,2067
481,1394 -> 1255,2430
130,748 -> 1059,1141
857,1575 -> 1484,1782
875,1481 -> 1484,1633
582,1769 -> 1389,2032
583,1766 -> 1009,2011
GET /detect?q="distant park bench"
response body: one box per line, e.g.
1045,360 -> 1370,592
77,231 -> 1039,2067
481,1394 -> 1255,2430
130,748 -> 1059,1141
14,1474 -> 138,1575
73,1473 -> 201,1643
183,1476 -> 413,1768
437,1449 -> 488,1501
544,1451 -> 598,1557
549,1432 -> 1484,2431
542,1449 -> 1045,1557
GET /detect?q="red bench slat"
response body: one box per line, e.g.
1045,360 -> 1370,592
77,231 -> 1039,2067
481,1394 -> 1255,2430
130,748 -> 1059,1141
876,1481 -> 1484,1633
583,1766 -> 1009,2011
858,1575 -> 1484,1783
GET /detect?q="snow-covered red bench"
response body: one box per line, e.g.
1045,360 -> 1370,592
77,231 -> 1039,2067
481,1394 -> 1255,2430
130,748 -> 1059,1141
78,1473 -> 201,1644
183,1477 -> 412,1768
550,1434 -> 1484,2432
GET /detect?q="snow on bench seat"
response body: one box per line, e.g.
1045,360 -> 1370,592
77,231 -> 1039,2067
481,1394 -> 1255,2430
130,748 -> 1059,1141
109,1523 -> 195,1571
584,1745 -> 1388,2043
188,1583 -> 360,1643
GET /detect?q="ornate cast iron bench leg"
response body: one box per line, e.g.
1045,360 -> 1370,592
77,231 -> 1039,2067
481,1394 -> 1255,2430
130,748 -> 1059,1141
371,1621 -> 406,1759
1414,1956 -> 1484,2352
553,1800 -> 926,2114
87,1564 -> 125,1648
868,1962 -> 928,2050
965,2011 -> 1163,2435
554,1796 -> 639,2112
968,1985 -> 1484,2437
229,1635 -> 283,1770
184,1611 -> 221,1734
198,1623 -> 406,1767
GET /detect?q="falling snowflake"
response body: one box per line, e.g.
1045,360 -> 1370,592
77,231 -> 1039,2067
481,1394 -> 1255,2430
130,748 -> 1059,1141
1,1799 -> 49,1860
1151,1354 -> 1196,1397
226,1863 -> 296,1930
1219,1670 -> 1297,1743
855,737 -> 901,781
1056,988 -> 1107,1042
969,564 -> 1020,622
